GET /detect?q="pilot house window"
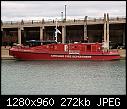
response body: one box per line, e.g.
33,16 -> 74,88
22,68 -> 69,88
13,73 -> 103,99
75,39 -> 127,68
87,45 -> 91,51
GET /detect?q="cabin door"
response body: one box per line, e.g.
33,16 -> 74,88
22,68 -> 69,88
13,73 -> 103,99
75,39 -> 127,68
87,45 -> 91,52
64,45 -> 68,52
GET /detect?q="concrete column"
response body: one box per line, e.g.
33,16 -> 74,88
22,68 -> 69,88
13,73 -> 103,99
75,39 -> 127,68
24,30 -> 27,42
123,25 -> 125,46
104,13 -> 107,44
44,30 -> 47,41
40,26 -> 44,40
84,16 -> 87,40
4,30 -> 6,37
62,26 -> 66,43
18,27 -> 21,44
106,13 -> 109,49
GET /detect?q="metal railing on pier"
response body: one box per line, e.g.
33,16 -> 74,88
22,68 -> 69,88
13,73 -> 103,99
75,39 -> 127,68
1,16 -> 126,26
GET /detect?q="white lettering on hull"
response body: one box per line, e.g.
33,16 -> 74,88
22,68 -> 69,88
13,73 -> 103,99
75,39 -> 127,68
69,50 -> 80,54
51,55 -> 91,58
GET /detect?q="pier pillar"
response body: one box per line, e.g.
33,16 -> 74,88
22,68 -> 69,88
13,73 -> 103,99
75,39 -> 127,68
107,13 -> 109,50
40,26 -> 44,40
1,28 -> 3,31
24,30 -> 27,42
4,30 -> 7,37
123,26 -> 125,46
62,26 -> 66,43
104,13 -> 107,44
84,16 -> 87,40
43,30 -> 47,41
18,27 -> 22,44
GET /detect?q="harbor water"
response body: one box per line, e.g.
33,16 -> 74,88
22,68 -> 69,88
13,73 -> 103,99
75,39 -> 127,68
1,60 -> 126,95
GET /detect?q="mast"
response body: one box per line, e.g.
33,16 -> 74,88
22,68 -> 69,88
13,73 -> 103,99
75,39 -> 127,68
55,18 -> 58,42
104,13 -> 107,46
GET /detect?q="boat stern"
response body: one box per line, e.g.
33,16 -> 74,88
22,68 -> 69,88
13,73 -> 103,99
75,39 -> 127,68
109,50 -> 121,60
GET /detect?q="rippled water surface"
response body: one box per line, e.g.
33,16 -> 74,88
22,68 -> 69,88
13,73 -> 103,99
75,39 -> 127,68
1,60 -> 126,95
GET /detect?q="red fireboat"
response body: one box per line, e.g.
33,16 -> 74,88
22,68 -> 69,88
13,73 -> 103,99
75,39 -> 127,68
9,40 -> 120,61
9,19 -> 120,61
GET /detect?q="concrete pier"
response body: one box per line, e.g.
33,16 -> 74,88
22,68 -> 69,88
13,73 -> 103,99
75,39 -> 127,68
40,26 -> 44,40
62,26 -> 66,43
1,16 -> 125,45
84,16 -> 87,40
104,13 -> 107,45
1,46 -> 15,60
107,13 -> 109,50
18,27 -> 21,44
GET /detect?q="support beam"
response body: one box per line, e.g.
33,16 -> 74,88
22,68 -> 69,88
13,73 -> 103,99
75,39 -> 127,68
123,25 -> 125,46
104,13 -> 107,44
4,30 -> 6,37
84,16 -> 87,40
40,26 -> 44,40
18,27 -> 21,44
43,30 -> 46,41
62,26 -> 66,43
65,5 -> 67,21
21,26 -> 24,30
106,13 -> 109,49
24,30 -> 27,42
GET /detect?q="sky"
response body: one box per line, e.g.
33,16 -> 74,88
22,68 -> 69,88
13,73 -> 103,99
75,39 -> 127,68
1,1 -> 126,22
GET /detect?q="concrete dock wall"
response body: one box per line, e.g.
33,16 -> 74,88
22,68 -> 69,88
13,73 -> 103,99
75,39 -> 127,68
1,46 -> 15,60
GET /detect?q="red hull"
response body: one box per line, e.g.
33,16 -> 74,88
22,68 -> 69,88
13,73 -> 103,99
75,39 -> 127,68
9,50 -> 120,61
9,43 -> 120,61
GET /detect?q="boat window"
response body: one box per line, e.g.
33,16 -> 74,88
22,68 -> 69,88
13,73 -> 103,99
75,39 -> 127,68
25,42 -> 41,47
87,45 -> 91,51
74,46 -> 77,48
25,40 -> 57,46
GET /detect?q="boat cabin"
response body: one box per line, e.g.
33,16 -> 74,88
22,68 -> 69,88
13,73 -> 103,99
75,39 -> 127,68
64,43 -> 102,52
24,40 -> 102,52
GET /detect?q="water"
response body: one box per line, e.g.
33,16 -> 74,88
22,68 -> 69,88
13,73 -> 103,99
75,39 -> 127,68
1,60 -> 126,95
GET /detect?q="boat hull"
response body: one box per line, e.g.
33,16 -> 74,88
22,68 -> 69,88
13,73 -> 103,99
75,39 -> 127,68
9,50 -> 120,61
